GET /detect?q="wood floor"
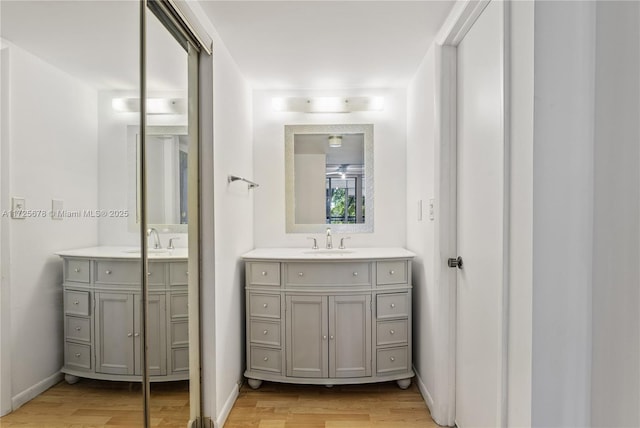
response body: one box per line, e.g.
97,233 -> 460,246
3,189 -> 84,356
225,381 -> 438,428
0,379 -> 437,428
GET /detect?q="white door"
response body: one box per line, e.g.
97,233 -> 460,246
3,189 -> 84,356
455,1 -> 505,427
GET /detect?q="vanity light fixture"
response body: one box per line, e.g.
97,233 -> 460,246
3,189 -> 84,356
328,135 -> 342,148
272,96 -> 384,113
112,97 -> 186,115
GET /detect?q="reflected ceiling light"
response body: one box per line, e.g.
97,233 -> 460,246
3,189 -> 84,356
329,135 -> 343,148
111,97 -> 186,115
272,96 -> 384,113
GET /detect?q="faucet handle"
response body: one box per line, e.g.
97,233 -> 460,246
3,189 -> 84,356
307,237 -> 318,250
339,237 -> 351,249
168,237 -> 180,250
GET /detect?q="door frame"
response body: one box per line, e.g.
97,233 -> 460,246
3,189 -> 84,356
432,0 -> 511,425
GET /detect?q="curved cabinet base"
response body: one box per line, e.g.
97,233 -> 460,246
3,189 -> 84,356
62,368 -> 189,383
245,369 -> 414,389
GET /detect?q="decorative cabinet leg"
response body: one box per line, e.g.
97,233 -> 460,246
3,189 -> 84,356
247,378 -> 263,389
396,378 -> 411,390
65,374 -> 80,385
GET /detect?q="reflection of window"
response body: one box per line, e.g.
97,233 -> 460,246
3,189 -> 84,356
326,176 -> 365,224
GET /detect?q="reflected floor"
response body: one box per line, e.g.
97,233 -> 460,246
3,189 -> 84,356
0,379 -> 189,427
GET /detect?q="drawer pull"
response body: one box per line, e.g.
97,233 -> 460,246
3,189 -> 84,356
390,270 -> 395,275
390,330 -> 395,335
147,272 -> 152,276
105,270 -> 112,275
263,303 -> 268,308
390,356 -> 396,362
353,272 -> 358,276
261,271 -> 267,276
263,356 -> 269,361
186,271 -> 189,276
75,353 -> 81,358
135,333 -> 140,337
263,330 -> 268,335
330,335 -> 334,340
298,272 -> 304,277
127,333 -> 133,337
323,335 -> 327,340
74,268 -> 81,273
73,300 -> 79,305
390,303 -> 396,309
75,327 -> 81,331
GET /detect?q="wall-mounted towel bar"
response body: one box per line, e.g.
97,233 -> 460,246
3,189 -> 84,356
228,175 -> 260,189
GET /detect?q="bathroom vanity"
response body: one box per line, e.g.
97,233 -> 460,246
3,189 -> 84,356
56,247 -> 189,384
242,247 -> 415,389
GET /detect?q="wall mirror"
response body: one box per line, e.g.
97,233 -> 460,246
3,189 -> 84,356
128,125 -> 188,233
285,124 -> 374,233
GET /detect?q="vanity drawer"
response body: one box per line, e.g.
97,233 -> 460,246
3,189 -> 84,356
171,348 -> 189,373
376,347 -> 408,375
250,320 -> 281,347
95,261 -> 165,286
170,293 -> 188,319
65,342 -> 92,371
65,316 -> 91,342
170,320 -> 189,347
248,262 -> 280,286
285,262 -> 371,286
250,346 -> 282,374
376,261 -> 408,285
65,259 -> 90,283
169,262 -> 189,286
64,290 -> 90,316
249,293 -> 281,319
376,293 -> 409,319
376,319 -> 408,346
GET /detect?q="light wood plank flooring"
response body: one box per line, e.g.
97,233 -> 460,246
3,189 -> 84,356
0,379 -> 189,427
225,381 -> 438,428
1,379 -> 437,427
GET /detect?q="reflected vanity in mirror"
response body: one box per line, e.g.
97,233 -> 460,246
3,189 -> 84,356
128,125 -> 188,232
285,124 -> 374,233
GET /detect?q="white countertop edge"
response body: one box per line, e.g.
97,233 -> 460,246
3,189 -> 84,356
241,247 -> 416,261
55,246 -> 189,260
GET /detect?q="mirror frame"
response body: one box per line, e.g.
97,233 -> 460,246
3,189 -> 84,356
285,123 -> 374,233
128,125 -> 188,233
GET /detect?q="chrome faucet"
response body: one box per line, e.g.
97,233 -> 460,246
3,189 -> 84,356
326,227 -> 333,249
147,228 -> 162,249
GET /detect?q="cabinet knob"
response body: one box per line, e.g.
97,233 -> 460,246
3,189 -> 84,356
147,272 -> 152,276
298,272 -> 304,277
353,272 -> 358,276
135,333 -> 140,337
263,303 -> 268,308
73,300 -> 79,305
186,271 -> 189,276
330,335 -> 334,340
390,356 -> 396,362
75,327 -> 81,331
390,303 -> 396,308
75,353 -> 81,358
105,270 -> 112,275
263,356 -> 269,361
390,270 -> 395,275
263,330 -> 268,335
323,335 -> 327,340
261,271 -> 267,276
390,330 -> 395,335
127,333 -> 133,337
74,268 -> 80,273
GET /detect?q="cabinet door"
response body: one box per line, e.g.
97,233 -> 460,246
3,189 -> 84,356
286,295 -> 328,378
96,293 -> 134,375
134,294 -> 167,376
329,295 -> 371,378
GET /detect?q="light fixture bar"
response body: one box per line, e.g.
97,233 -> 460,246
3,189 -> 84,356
272,96 -> 384,113
112,97 -> 186,115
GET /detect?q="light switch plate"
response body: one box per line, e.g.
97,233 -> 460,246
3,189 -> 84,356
11,197 -> 25,219
51,199 -> 63,220
417,200 -> 423,221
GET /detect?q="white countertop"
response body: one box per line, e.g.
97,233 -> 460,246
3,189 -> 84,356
55,246 -> 188,260
242,247 -> 415,261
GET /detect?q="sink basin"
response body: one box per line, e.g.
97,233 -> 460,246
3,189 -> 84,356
123,249 -> 170,255
303,249 -> 354,255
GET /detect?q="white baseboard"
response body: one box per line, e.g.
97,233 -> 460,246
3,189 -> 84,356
215,382 -> 239,428
413,365 -> 435,410
12,371 -> 63,410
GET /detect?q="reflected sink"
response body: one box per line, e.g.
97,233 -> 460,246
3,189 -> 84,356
303,249 -> 354,256
123,249 -> 170,255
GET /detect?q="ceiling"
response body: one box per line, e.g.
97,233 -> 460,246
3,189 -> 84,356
200,1 -> 454,89
0,1 -> 454,91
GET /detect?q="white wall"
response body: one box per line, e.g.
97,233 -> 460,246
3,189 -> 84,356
591,2 -> 640,426
405,43 -> 438,418
0,43 -> 98,411
184,3 -> 254,426
531,2 -> 595,426
253,89 -> 407,248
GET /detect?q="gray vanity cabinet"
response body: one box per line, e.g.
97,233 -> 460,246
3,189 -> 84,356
59,254 -> 188,384
243,253 -> 414,389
